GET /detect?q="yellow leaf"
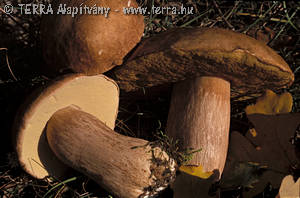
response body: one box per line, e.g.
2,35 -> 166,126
249,128 -> 257,137
179,165 -> 213,179
245,90 -> 293,115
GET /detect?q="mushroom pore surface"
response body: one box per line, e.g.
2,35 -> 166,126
13,74 -> 119,179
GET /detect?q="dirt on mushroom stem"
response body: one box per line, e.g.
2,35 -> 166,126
132,127 -> 205,197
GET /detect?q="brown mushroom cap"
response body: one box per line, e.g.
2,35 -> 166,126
41,0 -> 144,75
111,27 -> 294,96
13,74 -> 119,179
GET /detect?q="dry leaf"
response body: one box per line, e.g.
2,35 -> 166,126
277,175 -> 300,198
222,113 -> 300,197
249,128 -> 257,137
179,165 -> 213,179
220,161 -> 267,189
245,90 -> 293,115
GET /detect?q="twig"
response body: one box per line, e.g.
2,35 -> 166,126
212,0 -> 234,30
42,177 -> 77,198
0,48 -> 18,81
242,2 -> 279,34
282,1 -> 299,31
268,8 -> 299,46
236,12 -> 289,23
180,8 -> 212,27
225,1 -> 241,21
0,7 -> 28,34
116,119 -> 136,137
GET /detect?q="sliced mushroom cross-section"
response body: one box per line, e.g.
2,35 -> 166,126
13,74 -> 119,179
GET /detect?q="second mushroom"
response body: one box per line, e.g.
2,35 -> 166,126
110,27 -> 294,177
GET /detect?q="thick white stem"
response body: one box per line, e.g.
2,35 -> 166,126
166,76 -> 230,176
46,106 -> 176,198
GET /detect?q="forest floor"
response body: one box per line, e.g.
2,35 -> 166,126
0,1 -> 299,197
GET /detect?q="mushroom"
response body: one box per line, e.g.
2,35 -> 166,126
46,106 -> 176,198
41,0 -> 144,75
109,27 -> 294,176
12,74 -> 119,179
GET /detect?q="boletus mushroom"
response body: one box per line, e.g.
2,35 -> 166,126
41,0 -> 144,75
13,74 -> 119,179
109,27 -> 294,177
46,106 -> 176,198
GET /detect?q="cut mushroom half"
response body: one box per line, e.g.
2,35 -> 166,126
13,74 -> 119,179
109,27 -> 294,177
46,106 -> 176,198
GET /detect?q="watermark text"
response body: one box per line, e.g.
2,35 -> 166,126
3,3 -> 194,17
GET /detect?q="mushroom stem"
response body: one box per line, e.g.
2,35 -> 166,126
166,76 -> 230,176
46,106 -> 176,198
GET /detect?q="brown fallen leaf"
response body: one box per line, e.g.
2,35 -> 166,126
245,89 -> 293,138
220,161 -> 268,189
221,113 -> 300,197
